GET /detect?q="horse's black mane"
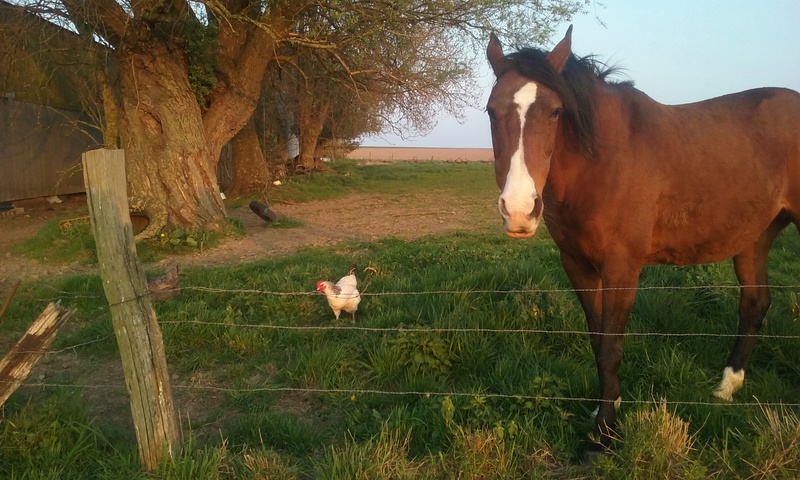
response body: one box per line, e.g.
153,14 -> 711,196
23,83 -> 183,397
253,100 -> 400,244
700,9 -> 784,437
503,47 -> 630,156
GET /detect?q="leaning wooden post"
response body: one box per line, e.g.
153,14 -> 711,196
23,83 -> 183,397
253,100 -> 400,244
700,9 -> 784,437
82,148 -> 179,470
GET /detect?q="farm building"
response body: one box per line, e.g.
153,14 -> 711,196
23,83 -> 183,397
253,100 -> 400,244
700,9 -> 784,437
0,1 -> 102,204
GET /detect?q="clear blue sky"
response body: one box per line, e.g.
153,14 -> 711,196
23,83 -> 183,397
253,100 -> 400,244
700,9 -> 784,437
362,0 -> 800,148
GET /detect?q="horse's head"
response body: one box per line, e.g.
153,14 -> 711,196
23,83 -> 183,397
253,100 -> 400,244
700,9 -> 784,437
486,27 -> 573,239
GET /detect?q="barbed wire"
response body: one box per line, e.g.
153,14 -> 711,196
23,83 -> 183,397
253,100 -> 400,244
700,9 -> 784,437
0,320 -> 796,357
17,281 -> 800,304
12,380 -> 800,409
156,320 -> 800,340
180,283 -> 800,297
2,319 -> 797,357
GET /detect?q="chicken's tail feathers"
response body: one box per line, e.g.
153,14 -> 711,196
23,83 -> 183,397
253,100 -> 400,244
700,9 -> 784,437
354,266 -> 379,294
348,264 -> 357,276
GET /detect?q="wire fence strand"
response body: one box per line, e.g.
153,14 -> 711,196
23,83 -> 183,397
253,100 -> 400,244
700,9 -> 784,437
19,282 -> 800,306
156,320 -> 800,340
11,380 -> 800,409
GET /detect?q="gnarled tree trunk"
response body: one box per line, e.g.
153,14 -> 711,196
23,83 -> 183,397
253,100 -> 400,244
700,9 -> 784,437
117,40 -> 225,236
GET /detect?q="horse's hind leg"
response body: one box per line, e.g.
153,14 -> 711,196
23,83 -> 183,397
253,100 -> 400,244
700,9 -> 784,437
715,219 -> 788,401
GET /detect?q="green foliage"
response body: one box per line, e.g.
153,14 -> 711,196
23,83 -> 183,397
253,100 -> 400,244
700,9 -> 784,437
136,218 -> 246,262
388,330 -> 455,379
181,18 -> 219,108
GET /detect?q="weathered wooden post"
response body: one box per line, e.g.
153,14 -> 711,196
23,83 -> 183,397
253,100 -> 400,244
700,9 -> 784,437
82,148 -> 179,470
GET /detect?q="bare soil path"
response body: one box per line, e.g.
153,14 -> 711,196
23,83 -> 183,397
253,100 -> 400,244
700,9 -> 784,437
0,191 -> 498,290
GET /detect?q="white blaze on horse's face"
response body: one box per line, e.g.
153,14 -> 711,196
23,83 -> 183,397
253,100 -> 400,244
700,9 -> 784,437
497,81 -> 545,238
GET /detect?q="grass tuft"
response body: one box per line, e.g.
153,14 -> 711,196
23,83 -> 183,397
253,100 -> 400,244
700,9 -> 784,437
593,399 -> 707,479
240,448 -> 301,479
437,425 -> 520,478
313,425 -> 425,480
732,405 -> 800,479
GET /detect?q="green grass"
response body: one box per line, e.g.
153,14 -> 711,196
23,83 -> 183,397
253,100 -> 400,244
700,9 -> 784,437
264,159 -> 495,204
266,215 -> 304,229
10,217 -> 97,264
2,161 -> 799,478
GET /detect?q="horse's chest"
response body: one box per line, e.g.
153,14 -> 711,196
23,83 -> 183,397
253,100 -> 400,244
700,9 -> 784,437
544,205 -> 614,259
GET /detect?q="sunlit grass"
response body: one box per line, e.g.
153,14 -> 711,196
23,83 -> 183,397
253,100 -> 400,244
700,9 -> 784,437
1,160 -> 799,478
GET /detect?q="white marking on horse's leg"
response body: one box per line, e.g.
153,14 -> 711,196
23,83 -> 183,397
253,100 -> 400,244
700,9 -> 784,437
714,366 -> 745,402
590,396 -> 622,419
499,82 -> 539,228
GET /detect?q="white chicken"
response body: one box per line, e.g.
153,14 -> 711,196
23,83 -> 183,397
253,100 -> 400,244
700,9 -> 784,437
316,264 -> 361,321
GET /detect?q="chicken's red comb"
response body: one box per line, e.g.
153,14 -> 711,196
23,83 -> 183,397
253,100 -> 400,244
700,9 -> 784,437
316,280 -> 326,291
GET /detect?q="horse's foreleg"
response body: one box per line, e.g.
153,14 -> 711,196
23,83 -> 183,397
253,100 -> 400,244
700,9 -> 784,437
559,253 -> 602,356
716,234 -> 778,401
593,263 -> 641,447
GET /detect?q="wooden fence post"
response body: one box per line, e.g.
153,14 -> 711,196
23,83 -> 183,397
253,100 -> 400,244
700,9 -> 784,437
82,148 -> 179,470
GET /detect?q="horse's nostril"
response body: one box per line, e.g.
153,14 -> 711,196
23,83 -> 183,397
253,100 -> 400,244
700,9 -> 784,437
530,196 -> 544,219
499,198 -> 510,217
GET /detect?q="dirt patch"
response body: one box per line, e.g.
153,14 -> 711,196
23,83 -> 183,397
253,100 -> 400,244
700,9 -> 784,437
0,191 -> 499,290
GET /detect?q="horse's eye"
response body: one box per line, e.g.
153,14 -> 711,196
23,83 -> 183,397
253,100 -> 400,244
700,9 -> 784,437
549,108 -> 563,120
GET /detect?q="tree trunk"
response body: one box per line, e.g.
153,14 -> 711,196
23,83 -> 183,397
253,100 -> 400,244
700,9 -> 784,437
117,40 -> 226,235
226,118 -> 270,196
203,7 -> 291,165
297,100 -> 329,172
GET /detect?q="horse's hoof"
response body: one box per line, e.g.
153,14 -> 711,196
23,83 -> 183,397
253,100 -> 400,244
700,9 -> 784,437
712,390 -> 734,403
714,367 -> 744,402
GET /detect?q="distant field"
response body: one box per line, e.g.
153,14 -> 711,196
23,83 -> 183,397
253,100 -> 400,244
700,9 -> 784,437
348,146 -> 494,162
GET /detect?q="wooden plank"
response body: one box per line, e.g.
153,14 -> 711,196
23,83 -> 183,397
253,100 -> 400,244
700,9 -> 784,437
82,148 -> 179,470
0,302 -> 71,406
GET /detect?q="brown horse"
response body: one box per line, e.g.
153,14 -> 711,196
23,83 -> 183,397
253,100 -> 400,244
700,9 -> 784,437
487,26 -> 800,448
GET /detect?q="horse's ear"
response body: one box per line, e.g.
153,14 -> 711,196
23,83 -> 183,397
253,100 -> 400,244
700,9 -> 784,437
487,33 -> 508,77
546,25 -> 573,73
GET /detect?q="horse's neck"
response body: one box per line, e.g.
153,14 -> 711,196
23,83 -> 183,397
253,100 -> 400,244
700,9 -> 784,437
547,86 -> 626,202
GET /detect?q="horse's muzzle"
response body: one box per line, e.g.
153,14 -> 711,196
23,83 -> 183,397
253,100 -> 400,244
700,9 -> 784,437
499,196 -> 542,239
504,228 -> 537,239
